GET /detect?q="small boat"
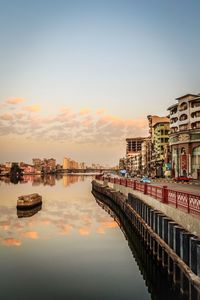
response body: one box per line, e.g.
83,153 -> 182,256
17,193 -> 42,209
17,204 -> 42,218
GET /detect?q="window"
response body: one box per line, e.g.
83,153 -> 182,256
179,102 -> 188,111
179,114 -> 188,121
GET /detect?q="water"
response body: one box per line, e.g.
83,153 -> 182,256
0,175 -> 187,300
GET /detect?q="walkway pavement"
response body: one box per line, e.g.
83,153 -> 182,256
150,179 -> 200,194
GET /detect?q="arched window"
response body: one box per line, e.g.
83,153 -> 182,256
179,102 -> 188,111
179,114 -> 188,121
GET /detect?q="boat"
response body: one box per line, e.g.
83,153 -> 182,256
17,193 -> 42,209
17,204 -> 42,218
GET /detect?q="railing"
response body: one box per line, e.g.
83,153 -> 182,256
95,175 -> 200,216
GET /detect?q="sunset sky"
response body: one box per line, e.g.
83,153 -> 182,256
0,0 -> 200,165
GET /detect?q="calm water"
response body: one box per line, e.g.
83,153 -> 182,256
0,175 -> 186,300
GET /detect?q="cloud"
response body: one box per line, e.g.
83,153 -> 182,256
96,220 -> 118,234
80,108 -> 92,115
23,104 -> 40,112
79,227 -> 90,236
22,231 -> 39,239
0,102 -> 148,144
7,97 -> 25,104
0,113 -> 14,121
2,238 -> 21,247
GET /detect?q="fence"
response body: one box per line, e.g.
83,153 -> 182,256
95,175 -> 200,216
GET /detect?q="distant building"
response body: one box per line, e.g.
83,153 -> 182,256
63,157 -> 79,170
168,93 -> 200,179
147,115 -> 169,177
125,137 -> 145,175
141,137 -> 151,175
119,157 -> 126,170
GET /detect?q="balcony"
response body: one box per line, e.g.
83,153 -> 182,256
179,124 -> 189,132
179,102 -> 188,112
190,101 -> 200,112
191,122 -> 200,130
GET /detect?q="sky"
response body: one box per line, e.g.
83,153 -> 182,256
0,0 -> 200,165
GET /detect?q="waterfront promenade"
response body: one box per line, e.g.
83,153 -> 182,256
96,175 -> 200,237
92,179 -> 200,299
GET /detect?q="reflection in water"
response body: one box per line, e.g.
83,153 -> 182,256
1,175 -> 192,300
0,174 -> 86,186
93,190 -> 190,300
17,204 -> 42,218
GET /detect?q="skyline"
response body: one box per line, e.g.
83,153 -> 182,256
0,0 -> 200,164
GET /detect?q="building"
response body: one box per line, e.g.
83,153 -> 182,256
63,157 -> 79,170
147,115 -> 170,177
125,137 -> 145,175
141,137 -> 151,175
168,93 -> 200,179
153,121 -> 170,177
119,157 -> 126,170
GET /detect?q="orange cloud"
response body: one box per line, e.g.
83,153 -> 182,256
0,113 -> 14,121
23,104 -> 40,112
80,108 -> 92,115
79,227 -> 90,236
96,220 -> 118,234
7,97 -> 25,104
22,231 -> 39,239
2,238 -> 21,247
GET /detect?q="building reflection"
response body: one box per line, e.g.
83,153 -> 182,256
62,175 -> 81,187
0,174 -> 86,186
17,204 -> 42,218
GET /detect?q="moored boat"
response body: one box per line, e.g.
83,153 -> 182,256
17,193 -> 42,209
17,204 -> 42,218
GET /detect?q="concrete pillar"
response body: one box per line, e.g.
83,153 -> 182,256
189,237 -> 200,275
157,214 -> 163,238
162,249 -> 168,268
180,232 -> 195,266
197,245 -> 200,276
157,244 -> 162,262
153,239 -> 157,256
167,256 -> 173,275
162,217 -> 171,243
168,222 -> 177,249
173,226 -> 183,256
180,271 -> 189,295
173,263 -> 180,284
153,211 -> 159,233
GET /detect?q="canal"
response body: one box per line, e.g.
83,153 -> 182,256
0,175 -> 187,299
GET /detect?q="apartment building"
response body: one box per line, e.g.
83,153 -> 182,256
168,93 -> 200,179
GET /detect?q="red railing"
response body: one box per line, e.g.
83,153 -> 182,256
95,175 -> 200,216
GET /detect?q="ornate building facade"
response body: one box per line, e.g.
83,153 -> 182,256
168,94 -> 200,179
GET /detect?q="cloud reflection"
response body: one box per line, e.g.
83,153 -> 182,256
2,238 -> 21,247
0,176 -> 120,248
